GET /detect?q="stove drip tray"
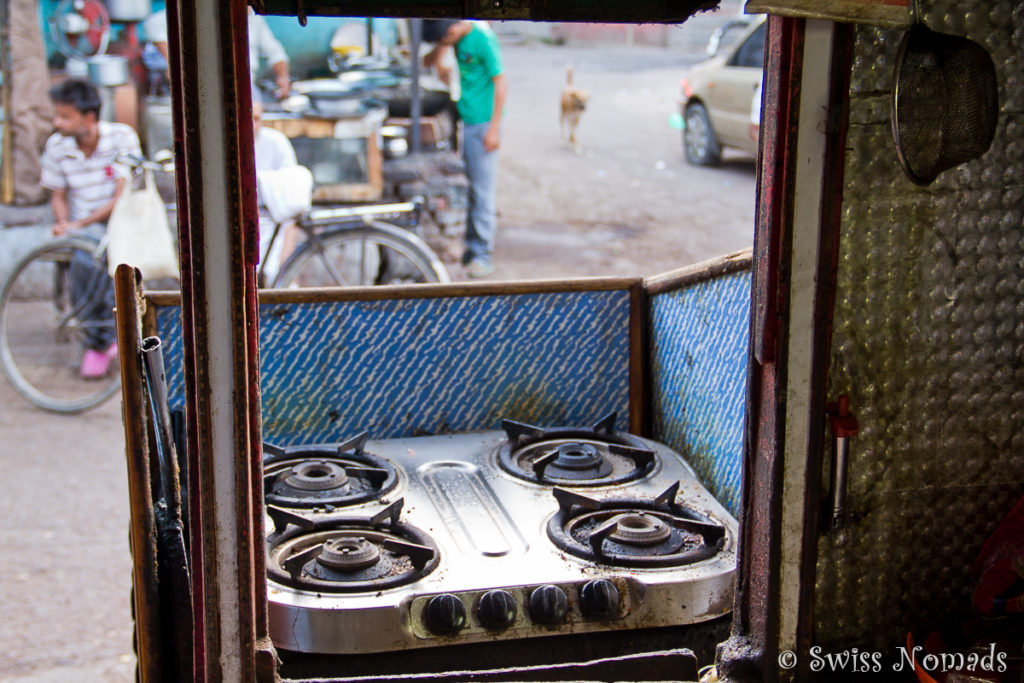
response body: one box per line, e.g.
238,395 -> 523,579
264,432 -> 399,509
497,412 -> 657,486
267,499 -> 440,593
547,483 -> 726,568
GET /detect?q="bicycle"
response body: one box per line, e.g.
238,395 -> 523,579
118,152 -> 450,290
0,232 -> 122,413
0,153 -> 450,413
259,199 -> 451,289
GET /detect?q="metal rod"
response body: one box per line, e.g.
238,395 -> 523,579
409,19 -> 422,154
144,334 -> 196,681
831,437 -> 849,530
827,394 -> 859,532
0,0 -> 14,204
142,336 -> 180,511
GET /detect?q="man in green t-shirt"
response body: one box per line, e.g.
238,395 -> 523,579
425,21 -> 507,278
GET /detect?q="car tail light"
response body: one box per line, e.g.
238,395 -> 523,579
681,78 -> 692,99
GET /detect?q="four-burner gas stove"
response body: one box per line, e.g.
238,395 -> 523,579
262,413 -> 737,655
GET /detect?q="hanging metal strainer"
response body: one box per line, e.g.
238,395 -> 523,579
891,22 -> 999,186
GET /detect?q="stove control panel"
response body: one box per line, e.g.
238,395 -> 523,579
408,578 -> 634,640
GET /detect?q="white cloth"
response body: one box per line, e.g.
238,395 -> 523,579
40,122 -> 142,223
256,166 -> 312,225
141,8 -> 287,77
254,126 -> 297,174
247,8 -> 289,75
142,9 -> 167,43
254,126 -> 304,282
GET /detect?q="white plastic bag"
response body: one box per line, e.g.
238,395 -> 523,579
256,165 -> 313,224
105,170 -> 178,281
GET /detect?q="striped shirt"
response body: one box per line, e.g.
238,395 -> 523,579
40,121 -> 142,223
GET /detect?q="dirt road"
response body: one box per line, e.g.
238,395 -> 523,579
0,380 -> 134,681
0,34 -> 755,682
452,38 -> 757,282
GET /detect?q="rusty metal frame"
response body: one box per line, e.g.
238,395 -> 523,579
714,14 -> 853,683
715,14 -> 802,682
628,279 -> 650,436
256,0 -> 719,23
168,0 -> 271,679
774,19 -> 851,680
644,249 -> 753,297
790,19 -> 852,676
146,276 -> 639,307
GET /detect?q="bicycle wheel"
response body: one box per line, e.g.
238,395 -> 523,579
0,236 -> 121,413
272,221 -> 451,289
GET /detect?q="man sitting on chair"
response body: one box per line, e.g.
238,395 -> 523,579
40,78 -> 141,379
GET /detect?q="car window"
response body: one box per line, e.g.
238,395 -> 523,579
708,20 -> 753,57
730,23 -> 765,69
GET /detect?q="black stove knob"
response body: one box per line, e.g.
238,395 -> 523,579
476,589 -> 518,630
423,594 -> 467,635
528,584 -> 569,624
579,579 -> 620,619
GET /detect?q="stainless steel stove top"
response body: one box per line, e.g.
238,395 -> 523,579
264,422 -> 737,654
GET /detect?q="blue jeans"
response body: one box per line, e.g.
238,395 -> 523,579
462,122 -> 499,266
70,223 -> 116,351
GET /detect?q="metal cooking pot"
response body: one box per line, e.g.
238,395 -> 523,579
105,0 -> 151,22
294,79 -> 383,118
306,92 -> 365,117
88,55 -> 129,87
66,57 -> 89,79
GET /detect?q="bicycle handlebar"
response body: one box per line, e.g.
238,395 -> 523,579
116,152 -> 175,174
115,152 -> 427,226
302,197 -> 424,226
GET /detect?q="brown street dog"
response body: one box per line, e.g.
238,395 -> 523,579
560,65 -> 589,154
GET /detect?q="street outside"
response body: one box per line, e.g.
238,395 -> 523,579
0,31 -> 755,681
455,35 -> 756,282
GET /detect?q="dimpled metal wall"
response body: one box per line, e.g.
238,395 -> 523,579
815,0 -> 1024,651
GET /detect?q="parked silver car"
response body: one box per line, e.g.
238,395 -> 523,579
680,15 -> 765,165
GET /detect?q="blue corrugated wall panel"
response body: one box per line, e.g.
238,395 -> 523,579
649,271 -> 750,515
155,290 -> 632,445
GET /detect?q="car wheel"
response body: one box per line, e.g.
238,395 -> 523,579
683,103 -> 722,166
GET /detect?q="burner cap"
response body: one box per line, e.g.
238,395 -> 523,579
283,460 -> 350,492
607,513 -> 672,546
316,536 -> 380,571
552,443 -> 604,470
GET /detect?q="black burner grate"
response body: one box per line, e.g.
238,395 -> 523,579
263,432 -> 399,509
547,483 -> 726,568
496,412 -> 656,487
266,499 -> 440,593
